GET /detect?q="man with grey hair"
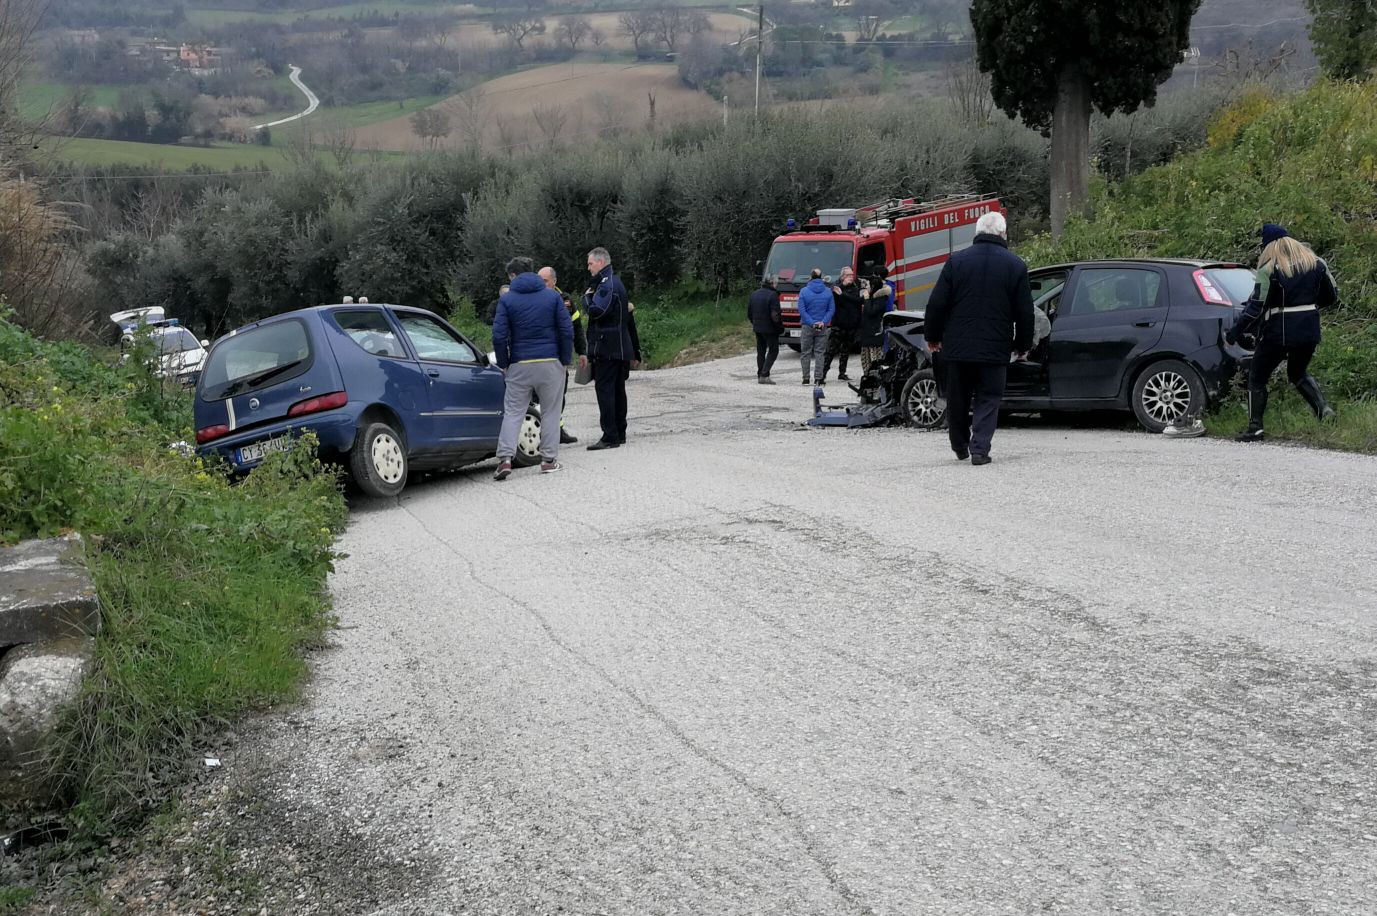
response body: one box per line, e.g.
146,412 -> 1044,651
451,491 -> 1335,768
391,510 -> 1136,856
923,210 -> 1034,465
539,264 -> 585,444
583,246 -> 633,450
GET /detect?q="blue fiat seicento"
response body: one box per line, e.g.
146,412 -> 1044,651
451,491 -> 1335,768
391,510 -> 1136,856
194,304 -> 542,496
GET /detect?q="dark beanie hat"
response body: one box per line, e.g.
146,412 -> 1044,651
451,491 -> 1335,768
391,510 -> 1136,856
1261,223 -> 1290,247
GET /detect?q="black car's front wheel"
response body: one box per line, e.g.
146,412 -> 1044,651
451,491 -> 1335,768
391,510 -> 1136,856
900,367 -> 946,429
1131,359 -> 1205,433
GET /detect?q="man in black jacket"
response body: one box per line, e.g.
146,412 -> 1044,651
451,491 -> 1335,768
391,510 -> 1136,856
923,212 -> 1034,465
746,276 -> 784,384
583,246 -> 634,450
822,267 -> 866,382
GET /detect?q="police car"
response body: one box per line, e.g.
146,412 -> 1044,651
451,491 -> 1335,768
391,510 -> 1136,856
112,307 -> 210,388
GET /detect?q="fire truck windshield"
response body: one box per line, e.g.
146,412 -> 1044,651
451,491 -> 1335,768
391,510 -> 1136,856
763,240 -> 853,285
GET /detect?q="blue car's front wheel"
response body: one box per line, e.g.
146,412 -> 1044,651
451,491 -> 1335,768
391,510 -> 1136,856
351,420 -> 408,497
514,405 -> 542,468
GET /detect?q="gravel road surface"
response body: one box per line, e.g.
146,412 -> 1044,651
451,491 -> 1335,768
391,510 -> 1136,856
245,353 -> 1377,915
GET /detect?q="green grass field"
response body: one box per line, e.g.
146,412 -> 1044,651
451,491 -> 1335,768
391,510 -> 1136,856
184,1 -> 465,26
18,81 -> 125,121
45,137 -> 291,169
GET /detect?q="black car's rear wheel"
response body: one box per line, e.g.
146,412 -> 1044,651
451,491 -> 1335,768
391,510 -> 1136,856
1132,359 -> 1205,433
900,367 -> 946,429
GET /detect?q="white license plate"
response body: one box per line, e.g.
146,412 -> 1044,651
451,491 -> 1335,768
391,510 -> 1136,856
237,436 -> 289,464
786,328 -> 801,338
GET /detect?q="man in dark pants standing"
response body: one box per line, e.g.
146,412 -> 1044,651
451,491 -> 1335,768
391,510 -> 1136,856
584,246 -> 634,450
747,275 -> 784,384
923,211 -> 1034,465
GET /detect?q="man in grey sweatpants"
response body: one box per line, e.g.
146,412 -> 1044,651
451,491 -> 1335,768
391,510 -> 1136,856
491,256 -> 575,479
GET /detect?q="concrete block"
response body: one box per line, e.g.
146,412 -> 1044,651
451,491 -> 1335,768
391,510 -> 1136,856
0,639 -> 94,808
0,533 -> 100,648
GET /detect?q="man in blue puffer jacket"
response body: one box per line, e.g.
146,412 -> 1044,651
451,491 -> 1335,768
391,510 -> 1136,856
491,256 -> 574,479
796,268 -> 836,385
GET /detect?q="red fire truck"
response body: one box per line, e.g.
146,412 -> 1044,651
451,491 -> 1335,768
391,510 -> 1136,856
761,194 -> 1005,347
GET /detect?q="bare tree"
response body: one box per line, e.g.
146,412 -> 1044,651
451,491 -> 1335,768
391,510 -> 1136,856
855,0 -> 897,43
281,123 -> 319,168
653,7 -> 710,54
590,28 -> 607,49
647,90 -> 656,131
398,17 -> 428,51
532,103 -> 568,147
323,123 -> 358,168
453,87 -> 488,152
618,11 -> 657,56
556,17 -> 592,52
945,50 -> 993,126
410,108 -> 453,149
492,13 -> 546,51
0,0 -> 49,163
494,113 -> 524,155
589,91 -> 621,138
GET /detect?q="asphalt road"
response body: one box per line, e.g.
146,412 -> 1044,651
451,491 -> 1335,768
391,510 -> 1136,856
257,353 -> 1377,915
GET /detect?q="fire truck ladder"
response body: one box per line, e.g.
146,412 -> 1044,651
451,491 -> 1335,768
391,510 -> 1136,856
858,194 -> 985,225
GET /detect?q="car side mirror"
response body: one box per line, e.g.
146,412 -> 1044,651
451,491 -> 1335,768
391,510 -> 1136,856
486,351 -> 498,367
199,338 -> 209,347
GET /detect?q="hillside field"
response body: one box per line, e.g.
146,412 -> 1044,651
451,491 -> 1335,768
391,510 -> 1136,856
353,61 -> 720,153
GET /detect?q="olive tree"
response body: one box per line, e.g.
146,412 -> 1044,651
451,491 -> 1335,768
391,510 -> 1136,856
970,0 -> 1201,236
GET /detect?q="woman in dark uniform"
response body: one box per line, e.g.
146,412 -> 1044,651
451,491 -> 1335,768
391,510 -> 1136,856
1226,224 -> 1338,442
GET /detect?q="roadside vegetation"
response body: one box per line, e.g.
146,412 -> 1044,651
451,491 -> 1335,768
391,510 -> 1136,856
1022,80 -> 1377,451
0,314 -> 347,837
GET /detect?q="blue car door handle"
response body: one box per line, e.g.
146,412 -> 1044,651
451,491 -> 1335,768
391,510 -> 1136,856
1133,320 -> 1156,328
426,368 -> 440,378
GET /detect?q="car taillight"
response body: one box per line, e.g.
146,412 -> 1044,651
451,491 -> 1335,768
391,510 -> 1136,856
1193,269 -> 1232,306
287,390 -> 348,418
196,424 -> 229,444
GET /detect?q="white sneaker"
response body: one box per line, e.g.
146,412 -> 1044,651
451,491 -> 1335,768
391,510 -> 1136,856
1162,417 -> 1206,438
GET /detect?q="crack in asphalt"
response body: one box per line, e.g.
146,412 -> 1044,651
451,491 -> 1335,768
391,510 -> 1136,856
399,500 -> 880,916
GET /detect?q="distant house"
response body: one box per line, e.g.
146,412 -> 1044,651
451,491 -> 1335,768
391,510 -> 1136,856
179,44 -> 226,75
62,29 -> 101,46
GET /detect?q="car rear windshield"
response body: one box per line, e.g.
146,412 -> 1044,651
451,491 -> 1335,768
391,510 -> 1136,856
200,319 -> 312,400
157,327 -> 201,354
1205,267 -> 1258,305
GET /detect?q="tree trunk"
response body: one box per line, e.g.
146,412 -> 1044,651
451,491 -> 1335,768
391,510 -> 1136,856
1049,63 -> 1092,238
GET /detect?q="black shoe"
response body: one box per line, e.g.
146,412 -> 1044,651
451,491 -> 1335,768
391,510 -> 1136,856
587,439 -> 621,451
801,379 -> 812,386
954,449 -> 969,461
838,373 -> 851,381
971,454 -> 992,466
1235,428 -> 1265,442
559,428 -> 578,445
759,377 -> 776,385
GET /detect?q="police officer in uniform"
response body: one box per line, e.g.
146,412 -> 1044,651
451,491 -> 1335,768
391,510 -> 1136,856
1226,224 -> 1338,442
583,247 -> 634,450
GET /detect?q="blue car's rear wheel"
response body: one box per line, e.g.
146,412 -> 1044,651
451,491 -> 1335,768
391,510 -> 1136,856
351,420 -> 408,497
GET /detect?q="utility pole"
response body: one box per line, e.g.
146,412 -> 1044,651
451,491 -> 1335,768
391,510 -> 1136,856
754,4 -> 764,120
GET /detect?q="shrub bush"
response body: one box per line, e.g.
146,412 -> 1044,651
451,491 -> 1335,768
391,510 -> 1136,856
0,314 -> 346,828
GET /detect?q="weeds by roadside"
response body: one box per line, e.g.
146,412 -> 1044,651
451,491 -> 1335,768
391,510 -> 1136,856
1209,390 -> 1377,452
0,314 -> 347,839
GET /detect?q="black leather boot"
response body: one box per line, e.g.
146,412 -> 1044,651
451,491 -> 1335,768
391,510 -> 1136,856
1236,384 -> 1267,442
1295,374 -> 1337,421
